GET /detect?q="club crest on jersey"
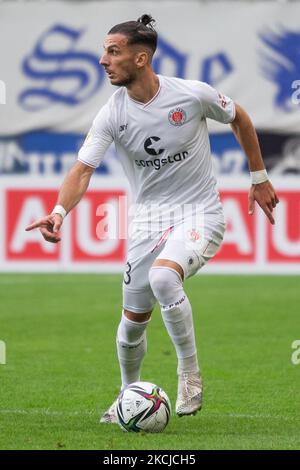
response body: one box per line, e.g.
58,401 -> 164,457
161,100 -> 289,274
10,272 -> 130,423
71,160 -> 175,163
168,107 -> 186,126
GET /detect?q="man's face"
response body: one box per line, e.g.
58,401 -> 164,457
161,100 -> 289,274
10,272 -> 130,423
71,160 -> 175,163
100,33 -> 139,86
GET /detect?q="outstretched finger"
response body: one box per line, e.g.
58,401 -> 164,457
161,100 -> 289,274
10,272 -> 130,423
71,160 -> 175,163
263,205 -> 275,225
248,193 -> 255,215
26,215 -> 55,232
25,220 -> 44,231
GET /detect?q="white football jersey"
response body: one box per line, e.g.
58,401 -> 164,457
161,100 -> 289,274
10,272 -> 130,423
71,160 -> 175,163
78,75 -> 235,230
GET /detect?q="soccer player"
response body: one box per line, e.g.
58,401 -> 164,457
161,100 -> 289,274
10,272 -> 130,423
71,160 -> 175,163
26,14 -> 279,421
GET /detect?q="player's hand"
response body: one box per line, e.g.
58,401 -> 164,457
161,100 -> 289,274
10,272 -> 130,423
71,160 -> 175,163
248,181 -> 279,225
25,214 -> 63,243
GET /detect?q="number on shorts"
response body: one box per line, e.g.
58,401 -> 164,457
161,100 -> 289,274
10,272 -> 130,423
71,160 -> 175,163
124,261 -> 132,285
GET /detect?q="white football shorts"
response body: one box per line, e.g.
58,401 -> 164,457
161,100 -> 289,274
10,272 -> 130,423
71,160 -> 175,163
122,212 -> 225,314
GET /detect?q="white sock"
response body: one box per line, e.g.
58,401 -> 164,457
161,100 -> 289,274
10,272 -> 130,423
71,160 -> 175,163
149,267 -> 200,375
116,312 -> 150,389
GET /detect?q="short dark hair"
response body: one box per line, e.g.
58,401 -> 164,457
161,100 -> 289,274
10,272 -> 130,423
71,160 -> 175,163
108,14 -> 157,55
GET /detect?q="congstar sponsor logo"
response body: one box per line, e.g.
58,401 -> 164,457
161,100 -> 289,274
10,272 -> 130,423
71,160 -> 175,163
135,136 -> 188,170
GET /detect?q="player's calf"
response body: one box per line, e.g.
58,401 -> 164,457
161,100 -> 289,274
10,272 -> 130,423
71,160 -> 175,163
149,266 -> 202,416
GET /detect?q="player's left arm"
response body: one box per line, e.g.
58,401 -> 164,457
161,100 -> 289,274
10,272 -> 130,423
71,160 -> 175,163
230,103 -> 279,225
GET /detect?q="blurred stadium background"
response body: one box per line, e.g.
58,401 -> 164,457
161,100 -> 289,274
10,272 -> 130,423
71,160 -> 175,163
0,0 -> 299,451
0,0 -> 299,273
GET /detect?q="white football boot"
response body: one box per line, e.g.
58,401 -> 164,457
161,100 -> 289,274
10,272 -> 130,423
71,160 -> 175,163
100,398 -> 118,424
176,371 -> 203,417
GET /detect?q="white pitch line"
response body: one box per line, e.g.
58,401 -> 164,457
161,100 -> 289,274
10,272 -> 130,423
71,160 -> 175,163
0,409 -> 298,422
206,412 -> 298,421
0,409 -> 98,417
0,276 -> 119,285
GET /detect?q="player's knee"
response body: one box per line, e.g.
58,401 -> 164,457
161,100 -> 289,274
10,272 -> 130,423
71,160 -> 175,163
117,311 -> 150,347
123,309 -> 152,323
149,266 -> 182,303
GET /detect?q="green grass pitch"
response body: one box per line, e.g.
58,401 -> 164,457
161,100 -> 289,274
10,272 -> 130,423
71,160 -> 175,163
0,273 -> 299,450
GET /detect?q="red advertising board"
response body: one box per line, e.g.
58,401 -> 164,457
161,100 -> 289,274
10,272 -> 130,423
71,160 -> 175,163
215,191 -> 256,263
0,177 -> 299,273
6,189 -> 60,261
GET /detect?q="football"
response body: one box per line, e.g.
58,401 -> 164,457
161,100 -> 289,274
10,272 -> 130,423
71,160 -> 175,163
116,381 -> 171,433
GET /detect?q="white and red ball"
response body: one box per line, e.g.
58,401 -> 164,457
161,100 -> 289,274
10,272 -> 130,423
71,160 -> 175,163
116,381 -> 171,433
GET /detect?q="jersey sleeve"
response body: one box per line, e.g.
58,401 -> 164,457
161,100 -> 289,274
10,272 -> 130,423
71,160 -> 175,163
196,82 -> 236,124
78,103 -> 114,168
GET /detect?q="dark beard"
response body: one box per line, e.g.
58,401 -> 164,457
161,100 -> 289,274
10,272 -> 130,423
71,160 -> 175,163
111,73 -> 136,87
112,77 -> 134,87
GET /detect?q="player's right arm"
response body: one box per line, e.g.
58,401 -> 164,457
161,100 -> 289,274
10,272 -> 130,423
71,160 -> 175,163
25,161 -> 95,243
25,101 -> 114,243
